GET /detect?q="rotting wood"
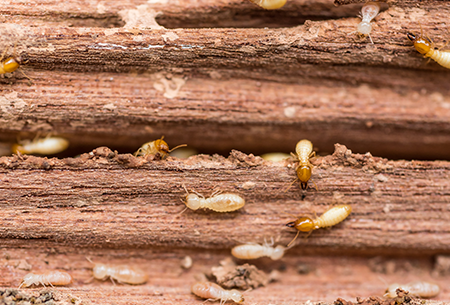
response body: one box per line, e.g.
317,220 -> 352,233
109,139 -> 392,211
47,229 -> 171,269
0,0 -> 364,29
0,144 -> 449,254
1,72 -> 450,160
1,247 -> 450,304
1,1 -> 450,304
1,1 -> 450,77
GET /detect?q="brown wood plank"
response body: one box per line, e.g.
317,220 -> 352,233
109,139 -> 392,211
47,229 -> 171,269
0,246 -> 449,304
1,71 -> 450,160
0,145 -> 449,253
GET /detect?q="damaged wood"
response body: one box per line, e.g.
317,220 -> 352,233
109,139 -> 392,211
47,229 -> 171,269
1,71 -> 450,160
1,144 -> 449,254
1,247 -> 449,305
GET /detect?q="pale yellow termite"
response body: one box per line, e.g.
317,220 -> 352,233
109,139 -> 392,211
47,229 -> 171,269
289,139 -> 316,190
286,205 -> 352,246
385,281 -> 440,298
261,152 -> 291,162
182,186 -> 245,213
407,30 -> 450,69
191,281 -> 244,304
247,0 -> 287,9
134,136 -> 186,159
19,271 -> 72,288
231,243 -> 287,260
12,136 -> 69,155
357,1 -> 381,44
91,262 -> 148,285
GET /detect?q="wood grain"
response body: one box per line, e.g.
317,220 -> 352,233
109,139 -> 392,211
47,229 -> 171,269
1,71 -> 450,160
1,0 -> 450,304
1,144 -> 449,254
1,246 -> 449,304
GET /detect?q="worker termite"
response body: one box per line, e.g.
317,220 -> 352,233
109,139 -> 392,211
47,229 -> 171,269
182,186 -> 245,213
134,136 -> 187,159
357,1 -> 381,44
385,281 -> 440,298
12,136 -> 69,155
231,242 -> 288,260
88,258 -> 148,285
289,139 -> 316,190
19,271 -> 72,288
191,281 -> 244,304
286,205 -> 352,247
260,152 -> 291,162
407,29 -> 450,69
247,0 -> 287,9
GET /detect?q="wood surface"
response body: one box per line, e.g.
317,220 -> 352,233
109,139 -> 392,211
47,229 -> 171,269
0,144 -> 449,253
1,0 -> 450,304
0,0 -> 449,159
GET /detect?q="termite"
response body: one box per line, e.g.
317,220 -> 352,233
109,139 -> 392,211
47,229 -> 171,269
191,281 -> 244,304
182,186 -> 245,213
19,271 -> 72,288
407,29 -> 450,69
134,136 -> 187,159
286,205 -> 352,247
247,0 -> 287,9
261,152 -> 290,162
12,136 -> 69,155
385,281 -> 440,298
289,139 -> 316,190
357,1 -> 381,44
90,262 -> 148,285
231,243 -> 287,260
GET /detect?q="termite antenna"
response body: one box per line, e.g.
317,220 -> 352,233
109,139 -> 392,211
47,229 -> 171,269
287,230 -> 300,248
86,256 -> 94,264
177,205 -> 189,216
281,211 -> 300,219
169,143 -> 187,153
83,276 -> 95,284
181,183 -> 189,196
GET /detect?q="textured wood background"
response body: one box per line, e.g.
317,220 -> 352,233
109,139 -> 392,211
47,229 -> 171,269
0,0 -> 449,304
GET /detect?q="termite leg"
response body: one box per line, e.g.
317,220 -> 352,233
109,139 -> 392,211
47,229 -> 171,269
210,188 -> 223,197
0,45 -> 9,62
290,152 -> 298,160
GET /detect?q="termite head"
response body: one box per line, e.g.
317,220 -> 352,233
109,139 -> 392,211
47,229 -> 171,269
270,245 -> 286,260
184,194 -> 202,210
296,165 -> 311,190
3,56 -> 21,73
357,21 -> 372,36
229,289 -> 244,303
385,283 -> 400,298
154,137 -> 170,158
286,217 -> 315,232
407,32 -> 432,55
92,263 -> 109,280
19,273 -> 36,288
11,143 -> 25,154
